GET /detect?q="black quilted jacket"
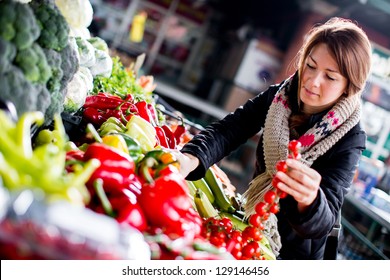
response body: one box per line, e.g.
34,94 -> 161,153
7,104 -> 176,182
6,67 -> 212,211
181,74 -> 366,259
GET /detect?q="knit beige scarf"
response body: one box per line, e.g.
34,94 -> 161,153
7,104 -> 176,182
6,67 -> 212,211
242,76 -> 362,255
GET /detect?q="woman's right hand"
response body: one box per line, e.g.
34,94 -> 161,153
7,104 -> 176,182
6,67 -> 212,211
167,149 -> 199,178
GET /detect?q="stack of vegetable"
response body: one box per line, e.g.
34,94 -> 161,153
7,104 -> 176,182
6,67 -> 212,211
0,0 -> 78,123
0,0 -> 115,123
0,0 -> 284,261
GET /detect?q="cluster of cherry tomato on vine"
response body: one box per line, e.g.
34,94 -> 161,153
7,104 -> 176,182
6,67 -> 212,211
200,216 -> 266,260
200,140 -> 302,260
252,140 -> 303,224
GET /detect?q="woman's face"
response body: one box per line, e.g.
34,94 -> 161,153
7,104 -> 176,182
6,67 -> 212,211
299,43 -> 348,114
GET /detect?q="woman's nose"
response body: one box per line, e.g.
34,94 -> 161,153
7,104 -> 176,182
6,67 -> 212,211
310,73 -> 322,87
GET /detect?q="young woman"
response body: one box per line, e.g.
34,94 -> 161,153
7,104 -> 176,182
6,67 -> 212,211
173,17 -> 372,259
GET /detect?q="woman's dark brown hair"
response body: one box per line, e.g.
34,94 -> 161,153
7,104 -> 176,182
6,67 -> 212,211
297,17 -> 372,97
290,17 -> 372,137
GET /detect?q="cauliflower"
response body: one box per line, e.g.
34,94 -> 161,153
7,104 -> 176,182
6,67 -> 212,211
55,0 -> 93,29
75,36 -> 96,67
63,69 -> 90,113
90,49 -> 113,78
78,66 -> 94,92
88,36 -> 109,54
70,26 -> 91,39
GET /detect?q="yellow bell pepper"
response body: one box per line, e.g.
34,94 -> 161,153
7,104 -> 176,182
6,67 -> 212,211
102,134 -> 129,154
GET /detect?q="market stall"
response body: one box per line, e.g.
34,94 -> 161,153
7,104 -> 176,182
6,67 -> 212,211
0,0 -> 286,260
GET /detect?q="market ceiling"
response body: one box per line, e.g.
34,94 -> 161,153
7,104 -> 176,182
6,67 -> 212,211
203,0 -> 390,40
320,0 -> 390,38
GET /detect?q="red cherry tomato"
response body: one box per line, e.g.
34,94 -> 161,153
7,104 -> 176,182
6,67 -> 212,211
249,213 -> 262,227
276,160 -> 288,172
242,226 -> 262,242
269,203 -> 280,214
288,140 -> 302,153
230,229 -> 242,240
276,189 -> 288,199
220,217 -> 233,233
255,202 -> 268,216
264,190 -> 277,204
272,176 -> 282,188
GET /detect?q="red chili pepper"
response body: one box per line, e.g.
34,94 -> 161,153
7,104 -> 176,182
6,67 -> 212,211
137,150 -> 202,239
173,118 -> 186,145
84,95 -> 125,110
123,93 -> 134,103
97,92 -> 122,99
100,108 -> 123,120
134,100 -> 154,124
84,94 -> 138,114
82,107 -> 107,126
147,103 -> 159,124
161,125 -> 176,149
155,126 -> 170,148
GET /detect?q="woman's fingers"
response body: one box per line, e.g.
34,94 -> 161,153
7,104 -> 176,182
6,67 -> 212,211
274,159 -> 321,207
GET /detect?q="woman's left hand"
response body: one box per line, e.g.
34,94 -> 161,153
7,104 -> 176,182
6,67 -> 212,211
274,158 -> 322,213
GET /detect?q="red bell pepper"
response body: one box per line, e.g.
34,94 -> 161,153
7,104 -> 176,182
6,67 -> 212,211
137,150 -> 202,239
93,178 -> 147,231
65,149 -> 86,173
83,143 -> 141,196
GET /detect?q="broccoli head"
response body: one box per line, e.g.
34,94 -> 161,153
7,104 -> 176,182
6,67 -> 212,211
35,84 -> 52,125
44,88 -> 65,121
0,0 -> 40,50
43,48 -> 63,93
59,37 -> 79,92
0,38 -> 17,74
14,43 -> 52,85
29,0 -> 70,52
0,0 -> 17,41
0,66 -> 39,117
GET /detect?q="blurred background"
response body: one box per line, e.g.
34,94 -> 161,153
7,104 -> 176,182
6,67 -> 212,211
89,0 -> 390,259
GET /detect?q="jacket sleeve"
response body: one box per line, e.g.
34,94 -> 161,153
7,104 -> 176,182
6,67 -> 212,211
180,85 -> 278,180
280,124 -> 366,238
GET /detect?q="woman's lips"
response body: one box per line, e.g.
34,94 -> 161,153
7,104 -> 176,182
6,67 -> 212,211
304,87 -> 319,96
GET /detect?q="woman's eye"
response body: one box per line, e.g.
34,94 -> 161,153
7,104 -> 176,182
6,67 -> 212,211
306,63 -> 315,69
327,75 -> 336,81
